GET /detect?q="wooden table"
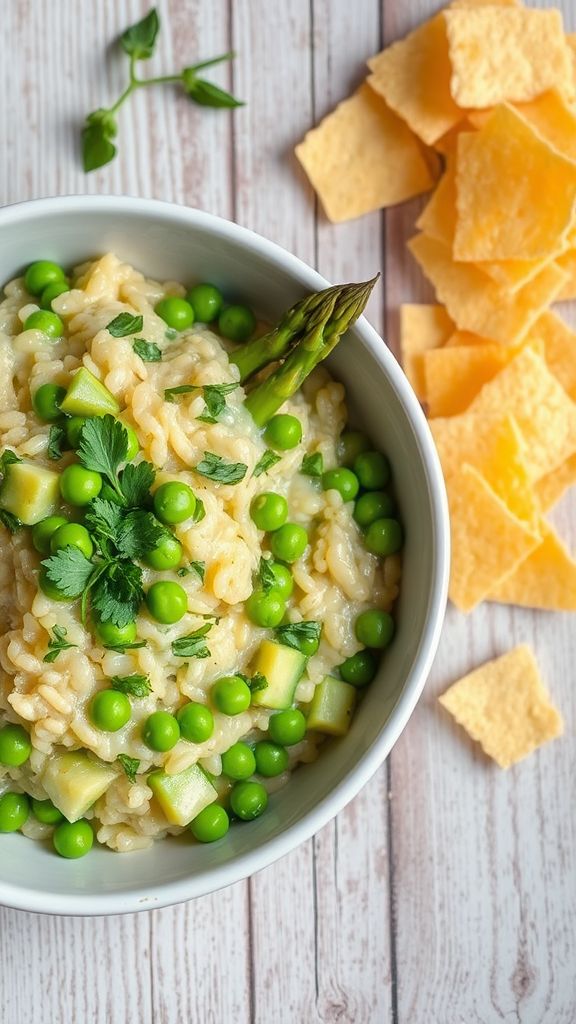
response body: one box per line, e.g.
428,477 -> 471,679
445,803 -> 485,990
1,2 -> 574,1021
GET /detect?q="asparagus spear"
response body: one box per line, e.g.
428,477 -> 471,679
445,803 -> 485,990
231,278 -> 375,383
244,275 -> 379,427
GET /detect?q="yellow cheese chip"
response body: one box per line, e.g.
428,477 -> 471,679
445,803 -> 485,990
447,464 -> 540,612
422,343 -> 510,416
445,8 -> 573,109
466,345 -> 576,480
476,252 -> 564,294
532,310 -> 576,400
454,107 -> 576,262
408,233 -> 567,345
555,249 -> 576,301
469,92 -> 576,164
444,329 -> 494,348
535,454 -> 576,512
399,304 -> 454,399
449,0 -> 520,6
367,15 -> 462,146
489,526 -> 576,611
433,119 -> 475,157
439,646 -> 563,768
416,160 -> 456,246
295,84 -> 436,223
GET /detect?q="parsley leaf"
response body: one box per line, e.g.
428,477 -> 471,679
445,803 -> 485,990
120,8 -> 160,60
0,510 -> 21,533
42,547 -> 95,597
82,111 -> 117,172
84,497 -> 124,550
119,461 -> 156,508
247,672 -> 268,693
133,338 -> 162,362
171,624 -> 212,659
197,383 -> 239,423
164,385 -> 196,403
177,561 -> 205,582
77,416 -> 128,495
115,510 -> 165,559
117,754 -> 140,784
195,451 -> 247,485
91,560 -> 144,628
253,450 -> 281,478
103,640 -> 147,654
183,76 -> 244,110
106,313 -> 144,338
301,452 -> 323,477
191,496 -> 205,524
258,557 -> 276,594
47,424 -> 66,461
0,450 -> 21,475
111,674 -> 151,697
43,625 -> 77,663
275,620 -> 322,652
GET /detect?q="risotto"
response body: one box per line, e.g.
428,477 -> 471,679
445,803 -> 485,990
0,254 -> 401,856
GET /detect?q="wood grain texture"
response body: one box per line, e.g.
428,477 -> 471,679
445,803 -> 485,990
0,1 -> 575,1022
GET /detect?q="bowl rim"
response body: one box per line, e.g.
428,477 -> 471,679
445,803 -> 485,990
0,195 -> 449,916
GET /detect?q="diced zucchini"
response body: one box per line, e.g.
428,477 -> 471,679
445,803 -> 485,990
60,367 -> 120,417
0,461 -> 60,525
41,751 -> 117,822
250,639 -> 307,710
148,763 -> 216,826
306,676 -> 356,736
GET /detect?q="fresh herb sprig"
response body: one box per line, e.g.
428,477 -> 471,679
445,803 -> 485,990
275,621 -> 322,651
43,625 -> 78,663
83,8 -> 243,172
195,451 -> 247,485
111,674 -> 152,698
253,450 -> 281,478
164,382 -> 238,423
117,754 -> 140,783
171,623 -> 213,659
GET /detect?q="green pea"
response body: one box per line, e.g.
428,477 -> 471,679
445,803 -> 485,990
0,723 -> 32,766
176,702 -> 214,743
142,711 -> 180,752
186,283 -> 224,323
230,780 -> 268,820
40,280 -> 70,310
190,803 -> 230,843
143,533 -> 183,571
31,797 -> 64,825
32,382 -> 67,422
38,568 -> 74,602
338,430 -> 370,467
321,467 -> 360,502
270,523 -> 308,563
245,589 -> 286,628
212,675 -> 251,716
221,741 -> 256,780
218,304 -> 256,343
119,421 -> 139,461
355,609 -> 395,650
24,260 -> 66,296
146,580 -> 188,625
297,632 -> 320,657
50,522 -> 94,559
31,515 -> 68,554
59,464 -> 102,506
353,451 -> 390,490
23,310 -> 64,338
364,517 -> 403,557
268,562 -> 294,600
353,491 -> 395,529
90,690 -> 131,732
153,481 -> 196,525
53,819 -> 93,858
65,416 -> 86,449
264,414 -> 303,451
250,491 -> 288,532
155,296 -> 195,331
268,708 -> 306,746
339,649 -> 378,687
254,740 -> 289,777
94,619 -> 137,647
0,792 -> 29,832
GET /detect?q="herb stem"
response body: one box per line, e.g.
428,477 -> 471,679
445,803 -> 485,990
188,51 -> 235,73
108,81 -> 136,115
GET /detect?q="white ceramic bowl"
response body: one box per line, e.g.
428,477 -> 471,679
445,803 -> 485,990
0,196 -> 449,915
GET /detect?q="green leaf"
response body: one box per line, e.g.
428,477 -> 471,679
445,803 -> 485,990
257,557 -> 277,594
164,385 -> 197,403
171,624 -> 212,659
0,450 -> 21,475
91,560 -> 144,628
43,625 -> 77,663
177,561 -> 205,582
43,548 -> 95,598
253,449 -> 281,478
47,424 -> 66,461
85,497 -> 124,551
300,452 -> 323,477
197,383 -> 239,423
0,510 -> 21,533
82,121 -> 117,173
106,313 -> 144,338
119,461 -> 156,508
111,673 -> 151,697
183,75 -> 244,109
195,451 -> 247,485
103,640 -> 147,654
191,496 -> 205,524
248,672 -> 268,693
275,620 -> 322,651
117,753 -> 140,783
121,8 -> 160,59
77,416 -> 128,491
115,510 -> 165,559
133,338 -> 162,362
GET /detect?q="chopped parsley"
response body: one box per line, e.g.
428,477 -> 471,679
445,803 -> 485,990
164,382 -> 238,423
106,313 -> 144,337
253,450 -> 281,478
191,496 -> 206,523
0,510 -> 21,533
111,673 -> 151,697
133,338 -> 162,362
43,625 -> 77,663
275,620 -> 322,651
0,450 -> 21,475
47,425 -> 66,460
164,385 -> 196,402
300,452 -> 323,477
171,623 -> 212,659
77,416 -> 155,506
177,561 -> 205,582
117,754 -> 140,784
103,640 -> 147,654
258,557 -> 277,594
195,451 -> 247,485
